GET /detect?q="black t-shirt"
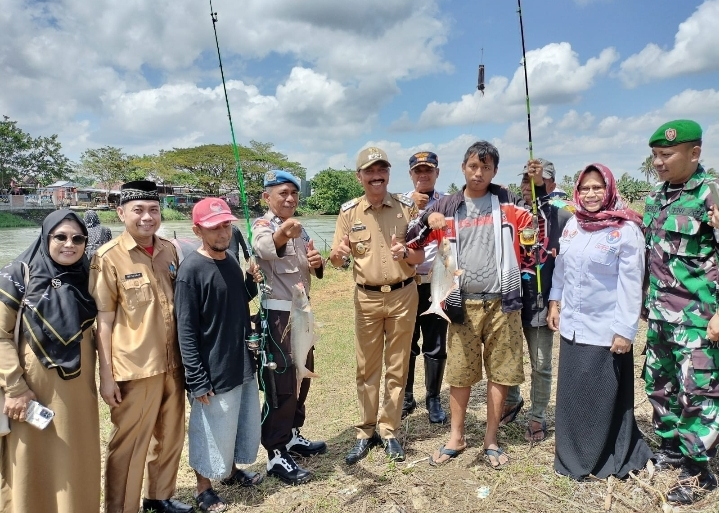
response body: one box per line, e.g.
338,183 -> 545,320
175,250 -> 258,397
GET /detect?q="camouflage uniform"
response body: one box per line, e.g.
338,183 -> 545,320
643,164 -> 719,462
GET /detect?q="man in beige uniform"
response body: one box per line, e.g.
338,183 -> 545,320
90,181 -> 190,513
329,147 -> 423,464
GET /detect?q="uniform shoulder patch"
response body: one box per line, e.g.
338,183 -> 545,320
393,194 -> 414,208
341,198 -> 360,211
95,238 -> 119,257
252,218 -> 271,228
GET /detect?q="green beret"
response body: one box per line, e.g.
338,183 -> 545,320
649,119 -> 702,147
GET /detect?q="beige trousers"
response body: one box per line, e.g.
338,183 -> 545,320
353,282 -> 418,439
105,368 -> 185,513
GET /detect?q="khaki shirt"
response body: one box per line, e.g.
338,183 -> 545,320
89,230 -> 181,381
332,193 -> 418,286
252,211 -> 317,301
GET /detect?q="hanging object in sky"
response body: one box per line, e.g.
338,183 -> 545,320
477,64 -> 485,95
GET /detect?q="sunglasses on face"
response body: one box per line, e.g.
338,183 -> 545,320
49,233 -> 88,245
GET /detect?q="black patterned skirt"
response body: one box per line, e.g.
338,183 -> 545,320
554,335 -> 653,480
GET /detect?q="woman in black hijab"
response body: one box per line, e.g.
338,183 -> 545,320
0,210 -> 101,513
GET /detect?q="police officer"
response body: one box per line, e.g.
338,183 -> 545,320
643,120 -> 719,504
329,147 -> 423,464
402,151 -> 448,424
252,170 -> 326,485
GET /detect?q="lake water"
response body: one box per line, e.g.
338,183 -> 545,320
0,216 -> 340,267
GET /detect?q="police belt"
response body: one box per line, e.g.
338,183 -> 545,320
414,274 -> 432,285
358,277 -> 414,293
261,299 -> 293,311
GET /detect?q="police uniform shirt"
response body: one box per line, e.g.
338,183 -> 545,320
252,211 -> 315,301
89,230 -> 181,381
332,193 -> 418,286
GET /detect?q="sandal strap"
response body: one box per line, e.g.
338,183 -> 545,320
195,488 -> 225,511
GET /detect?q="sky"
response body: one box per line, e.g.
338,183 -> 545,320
2,0 -> 718,194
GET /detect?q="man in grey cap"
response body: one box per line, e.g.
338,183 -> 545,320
535,159 -> 567,199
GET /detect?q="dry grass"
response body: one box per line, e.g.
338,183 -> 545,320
99,268 -> 719,513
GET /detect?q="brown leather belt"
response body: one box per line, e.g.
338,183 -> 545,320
358,277 -> 414,293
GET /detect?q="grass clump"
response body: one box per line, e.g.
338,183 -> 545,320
0,211 -> 35,228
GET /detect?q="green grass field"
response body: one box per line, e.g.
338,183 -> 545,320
97,268 -> 719,513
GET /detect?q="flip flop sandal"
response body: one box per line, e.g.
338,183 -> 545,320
195,488 -> 227,512
499,398 -> 524,427
484,447 -> 509,470
524,420 -> 547,443
220,469 -> 264,487
429,444 -> 465,467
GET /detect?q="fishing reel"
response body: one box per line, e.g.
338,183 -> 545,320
519,227 -> 538,247
246,330 -> 277,370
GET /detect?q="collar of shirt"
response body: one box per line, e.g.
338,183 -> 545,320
361,193 -> 394,211
119,230 -> 163,256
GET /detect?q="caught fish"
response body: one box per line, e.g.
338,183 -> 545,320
290,282 -> 319,393
421,238 -> 463,323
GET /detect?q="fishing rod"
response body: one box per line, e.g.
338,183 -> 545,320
209,1 -> 280,416
209,0 -> 254,249
517,0 -> 544,311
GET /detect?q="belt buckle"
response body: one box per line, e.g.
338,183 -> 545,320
380,285 -> 392,293
414,276 -> 421,285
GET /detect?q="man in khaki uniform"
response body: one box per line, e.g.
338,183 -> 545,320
329,147 -> 423,464
252,170 -> 326,485
90,181 -> 190,513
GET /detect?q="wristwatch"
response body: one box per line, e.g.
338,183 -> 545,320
402,246 -> 409,260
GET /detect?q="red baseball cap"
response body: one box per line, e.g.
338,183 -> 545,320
192,198 -> 238,228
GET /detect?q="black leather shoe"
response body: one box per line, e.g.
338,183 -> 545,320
666,460 -> 717,505
345,433 -> 381,465
267,449 -> 313,485
142,498 -> 193,513
402,393 -> 417,419
383,437 -> 405,462
653,438 -> 684,471
286,428 -> 327,457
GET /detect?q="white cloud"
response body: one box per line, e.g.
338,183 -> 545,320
412,43 -> 617,130
619,0 -> 719,87
0,0 -> 451,159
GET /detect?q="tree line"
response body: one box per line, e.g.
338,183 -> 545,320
3,116 -> 718,215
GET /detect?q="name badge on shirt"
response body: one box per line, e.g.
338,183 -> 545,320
124,273 -> 143,280
351,225 -> 366,232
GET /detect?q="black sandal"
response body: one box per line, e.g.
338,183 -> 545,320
195,488 -> 227,512
220,469 -> 264,487
499,397 -> 524,426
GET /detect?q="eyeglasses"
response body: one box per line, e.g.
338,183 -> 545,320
578,185 -> 606,195
50,233 -> 88,245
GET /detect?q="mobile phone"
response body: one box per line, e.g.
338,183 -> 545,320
709,182 -> 719,207
25,400 -> 55,430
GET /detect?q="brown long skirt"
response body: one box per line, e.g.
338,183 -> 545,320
1,329 -> 100,513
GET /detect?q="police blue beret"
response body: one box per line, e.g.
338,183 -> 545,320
264,170 -> 300,190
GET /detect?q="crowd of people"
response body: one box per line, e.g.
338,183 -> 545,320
1,118 -> 718,512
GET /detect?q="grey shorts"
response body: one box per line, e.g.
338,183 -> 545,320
188,378 -> 261,479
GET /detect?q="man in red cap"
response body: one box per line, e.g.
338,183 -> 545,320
175,198 -> 264,512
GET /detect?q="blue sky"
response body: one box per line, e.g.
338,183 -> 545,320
1,0 -> 718,193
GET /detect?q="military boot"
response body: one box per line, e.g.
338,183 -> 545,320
666,459 -> 717,505
402,356 -> 416,419
425,357 -> 447,424
653,438 -> 684,471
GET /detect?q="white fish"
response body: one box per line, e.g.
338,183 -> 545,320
421,238 -> 463,323
290,282 -> 319,394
